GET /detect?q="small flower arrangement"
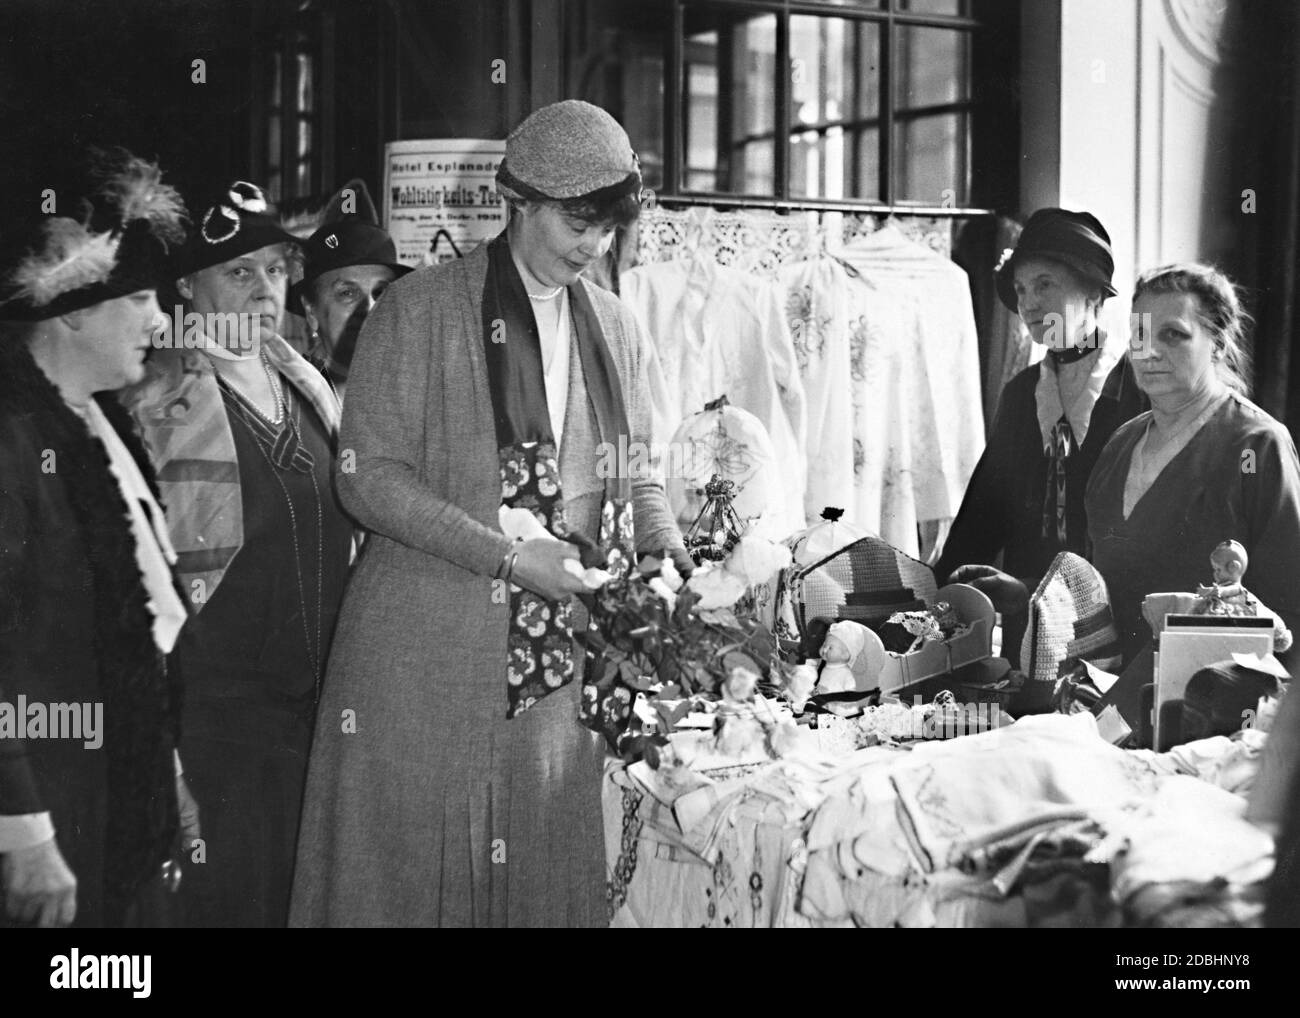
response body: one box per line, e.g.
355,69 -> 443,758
578,536 -> 808,761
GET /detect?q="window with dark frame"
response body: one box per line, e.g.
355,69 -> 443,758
566,0 -> 1019,213
669,0 -> 1002,210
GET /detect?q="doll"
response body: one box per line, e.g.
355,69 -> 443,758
816,620 -> 876,694
1195,540 -> 1293,653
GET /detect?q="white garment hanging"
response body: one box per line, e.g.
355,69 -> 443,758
779,256 -> 856,521
620,257 -> 808,539
838,225 -> 985,552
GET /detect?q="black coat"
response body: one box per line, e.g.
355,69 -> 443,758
935,355 -> 1146,666
0,341 -> 181,926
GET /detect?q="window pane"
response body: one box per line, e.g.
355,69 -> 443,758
895,24 -> 970,109
682,5 -> 776,194
894,24 -> 970,204
789,15 -> 880,200
893,112 -> 967,204
897,0 -> 966,16
855,126 -> 880,200
564,0 -> 666,192
684,51 -> 719,190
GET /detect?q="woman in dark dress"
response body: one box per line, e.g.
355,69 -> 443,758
1080,265 -> 1300,845
935,209 -> 1146,666
123,182 -> 353,927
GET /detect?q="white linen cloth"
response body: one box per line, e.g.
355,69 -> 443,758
778,257 -> 856,520
837,224 -> 985,552
619,257 -> 808,538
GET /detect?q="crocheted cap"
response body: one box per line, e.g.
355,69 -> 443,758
496,100 -> 641,203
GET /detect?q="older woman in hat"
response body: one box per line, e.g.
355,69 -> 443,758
122,181 -> 354,927
935,209 -> 1147,667
290,100 -> 687,927
0,150 -> 192,927
289,179 -> 410,400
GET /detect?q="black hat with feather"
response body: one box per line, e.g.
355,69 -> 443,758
0,148 -> 187,321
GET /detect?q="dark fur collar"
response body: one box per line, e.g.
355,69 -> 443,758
0,340 -> 179,909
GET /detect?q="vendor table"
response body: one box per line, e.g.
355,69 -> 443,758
600,712 -> 1273,928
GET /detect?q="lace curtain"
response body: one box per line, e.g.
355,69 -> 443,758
631,204 -> 956,277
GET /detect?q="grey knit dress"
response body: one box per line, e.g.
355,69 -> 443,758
288,242 -> 683,927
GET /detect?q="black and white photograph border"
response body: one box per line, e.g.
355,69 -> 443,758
0,0 -> 1298,971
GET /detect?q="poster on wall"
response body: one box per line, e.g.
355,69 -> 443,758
382,138 -> 507,267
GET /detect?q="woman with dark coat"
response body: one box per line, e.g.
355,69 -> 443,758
0,152 -> 192,927
935,209 -> 1147,666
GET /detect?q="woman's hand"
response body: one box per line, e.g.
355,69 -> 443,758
510,538 -> 588,602
2,839 -> 77,927
948,564 -> 1030,617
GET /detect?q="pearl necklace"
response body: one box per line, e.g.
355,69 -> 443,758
528,286 -> 564,302
214,353 -> 285,425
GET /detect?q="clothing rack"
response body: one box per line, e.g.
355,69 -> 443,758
650,192 -> 996,219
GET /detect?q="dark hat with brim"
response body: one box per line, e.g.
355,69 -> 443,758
996,208 -> 1118,313
288,219 -> 411,316
175,181 -> 296,278
1,220 -> 170,321
0,150 -> 187,322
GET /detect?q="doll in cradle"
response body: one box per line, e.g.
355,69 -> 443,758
816,620 -> 877,695
1195,540 -> 1293,653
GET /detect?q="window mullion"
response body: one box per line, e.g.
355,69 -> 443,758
775,5 -> 790,200
666,0 -> 683,194
880,10 -> 894,204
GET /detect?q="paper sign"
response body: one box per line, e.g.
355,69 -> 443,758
383,138 -> 507,267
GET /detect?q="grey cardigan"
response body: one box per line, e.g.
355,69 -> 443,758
335,242 -> 683,572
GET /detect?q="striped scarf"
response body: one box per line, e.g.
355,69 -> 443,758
121,336 -> 342,611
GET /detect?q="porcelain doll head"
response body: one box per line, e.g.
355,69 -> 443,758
1211,540 -> 1248,585
822,621 -> 866,664
821,633 -> 851,665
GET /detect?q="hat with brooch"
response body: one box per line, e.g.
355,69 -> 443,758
175,180 -> 297,277
287,179 -> 410,316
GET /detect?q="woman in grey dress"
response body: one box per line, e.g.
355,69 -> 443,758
289,101 -> 687,927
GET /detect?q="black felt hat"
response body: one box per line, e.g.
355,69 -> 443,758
175,181 -> 297,277
0,150 -> 187,321
287,179 -> 410,316
995,208 -> 1118,313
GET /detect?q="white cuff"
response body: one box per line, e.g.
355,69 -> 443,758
0,812 -> 56,853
